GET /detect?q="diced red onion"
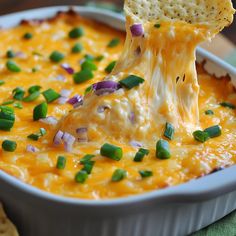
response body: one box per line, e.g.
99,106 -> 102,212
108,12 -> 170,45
97,105 -> 111,113
39,116 -> 58,126
67,95 -> 83,108
62,132 -> 76,152
93,81 -> 120,96
130,141 -> 143,148
61,63 -> 74,75
76,127 -> 88,142
26,144 -> 39,153
130,23 -> 144,37
129,112 -> 136,124
53,130 -> 64,145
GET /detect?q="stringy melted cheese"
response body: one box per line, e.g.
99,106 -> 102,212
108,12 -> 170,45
0,12 -> 236,199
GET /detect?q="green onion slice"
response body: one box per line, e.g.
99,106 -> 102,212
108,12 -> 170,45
75,170 -> 88,183
0,106 -> 15,131
12,87 -> 25,101
82,161 -> 95,174
204,125 -> 222,138
0,80 -> 5,86
71,43 -> 83,53
112,169 -> 127,182
154,23 -> 161,28
13,102 -> 23,109
49,51 -> 65,63
156,139 -> 171,159
33,102 -> 48,121
56,156 -> 67,170
28,85 -> 42,94
6,50 -> 15,58
81,60 -> 97,71
107,38 -> 120,47
164,122 -> 175,140
193,130 -> 210,143
23,32 -> 33,39
42,89 -> 60,103
1,100 -> 14,106
80,154 -> 95,164
95,55 -> 104,61
134,148 -> 149,162
139,170 -> 153,178
2,140 -> 17,152
27,128 -> 46,141
69,27 -> 84,39
105,61 -> 116,73
73,69 -> 94,84
6,60 -> 21,72
220,102 -> 235,109
119,75 -> 145,89
205,110 -> 214,115
23,91 -> 40,102
100,143 -> 123,161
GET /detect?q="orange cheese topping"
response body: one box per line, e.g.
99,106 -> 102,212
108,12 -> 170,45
0,12 -> 236,199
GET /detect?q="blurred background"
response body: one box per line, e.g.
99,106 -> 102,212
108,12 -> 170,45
0,0 -> 235,66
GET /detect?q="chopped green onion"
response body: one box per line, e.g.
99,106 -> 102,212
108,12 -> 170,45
204,125 -> 222,138
84,54 -> 94,61
156,139 -> 171,159
40,128 -> 46,136
49,51 -> 65,63
205,110 -> 214,115
164,122 -> 175,140
2,140 -> 17,152
56,156 -> 67,170
0,80 -> 5,86
71,43 -> 83,53
75,170 -> 88,183
119,75 -> 145,89
107,38 -> 120,47
193,130 -> 210,143
32,51 -> 43,57
0,106 -> 15,131
6,60 -> 21,72
220,102 -> 235,109
80,154 -> 95,164
28,85 -> 41,94
6,50 -> 15,58
23,91 -> 40,102
154,23 -> 161,28
42,89 -> 60,103
82,161 -> 95,174
81,60 -> 97,71
32,67 -> 38,73
134,148 -> 149,162
100,143 -> 123,161
69,27 -> 84,39
73,69 -> 94,84
27,128 -> 46,141
84,85 -> 93,95
95,55 -> 104,61
13,102 -> 23,109
105,61 -> 116,73
23,32 -> 33,39
12,87 -> 25,101
112,169 -> 127,182
33,102 -> 48,121
1,100 -> 14,106
139,170 -> 153,178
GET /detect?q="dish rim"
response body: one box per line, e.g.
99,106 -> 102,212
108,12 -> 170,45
0,5 -> 236,207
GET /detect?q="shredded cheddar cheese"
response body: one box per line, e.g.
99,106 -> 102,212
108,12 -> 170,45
0,5 -> 235,200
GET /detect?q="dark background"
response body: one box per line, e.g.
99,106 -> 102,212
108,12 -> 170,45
0,0 -> 235,44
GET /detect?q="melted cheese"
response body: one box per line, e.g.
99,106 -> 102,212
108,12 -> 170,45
0,12 -> 236,199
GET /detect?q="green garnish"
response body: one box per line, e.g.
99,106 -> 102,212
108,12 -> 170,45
27,128 -> 46,141
204,125 -> 222,138
164,122 -> 175,140
82,161 -> 95,174
69,27 -> 84,39
23,91 -> 40,102
95,55 -> 104,61
156,139 -> 171,159
84,54 -> 94,61
2,140 -> 17,152
100,143 -> 123,161
80,154 -> 95,164
6,50 -> 15,58
81,60 -> 97,71
23,32 -> 33,39
32,67 -> 38,73
0,106 -> 15,131
71,43 -> 83,53
105,61 -> 116,73
154,23 -> 161,28
1,100 -> 14,106
12,87 -> 25,101
220,102 -> 235,109
0,80 -> 5,86
56,156 -> 67,170
119,75 -> 145,89
111,169 -> 127,182
6,60 -> 21,72
75,170 -> 88,183
205,110 -> 214,115
73,69 -> 94,84
42,89 -> 60,103
49,51 -> 65,63
33,102 -> 48,121
13,102 -> 23,109
139,170 -> 153,178
193,130 -> 210,143
28,85 -> 41,94
107,38 -> 120,47
84,85 -> 93,95
134,148 -> 149,162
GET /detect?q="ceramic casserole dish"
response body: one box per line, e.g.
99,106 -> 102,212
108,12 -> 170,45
0,6 -> 236,236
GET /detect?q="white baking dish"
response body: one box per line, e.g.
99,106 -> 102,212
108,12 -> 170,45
0,6 -> 236,236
